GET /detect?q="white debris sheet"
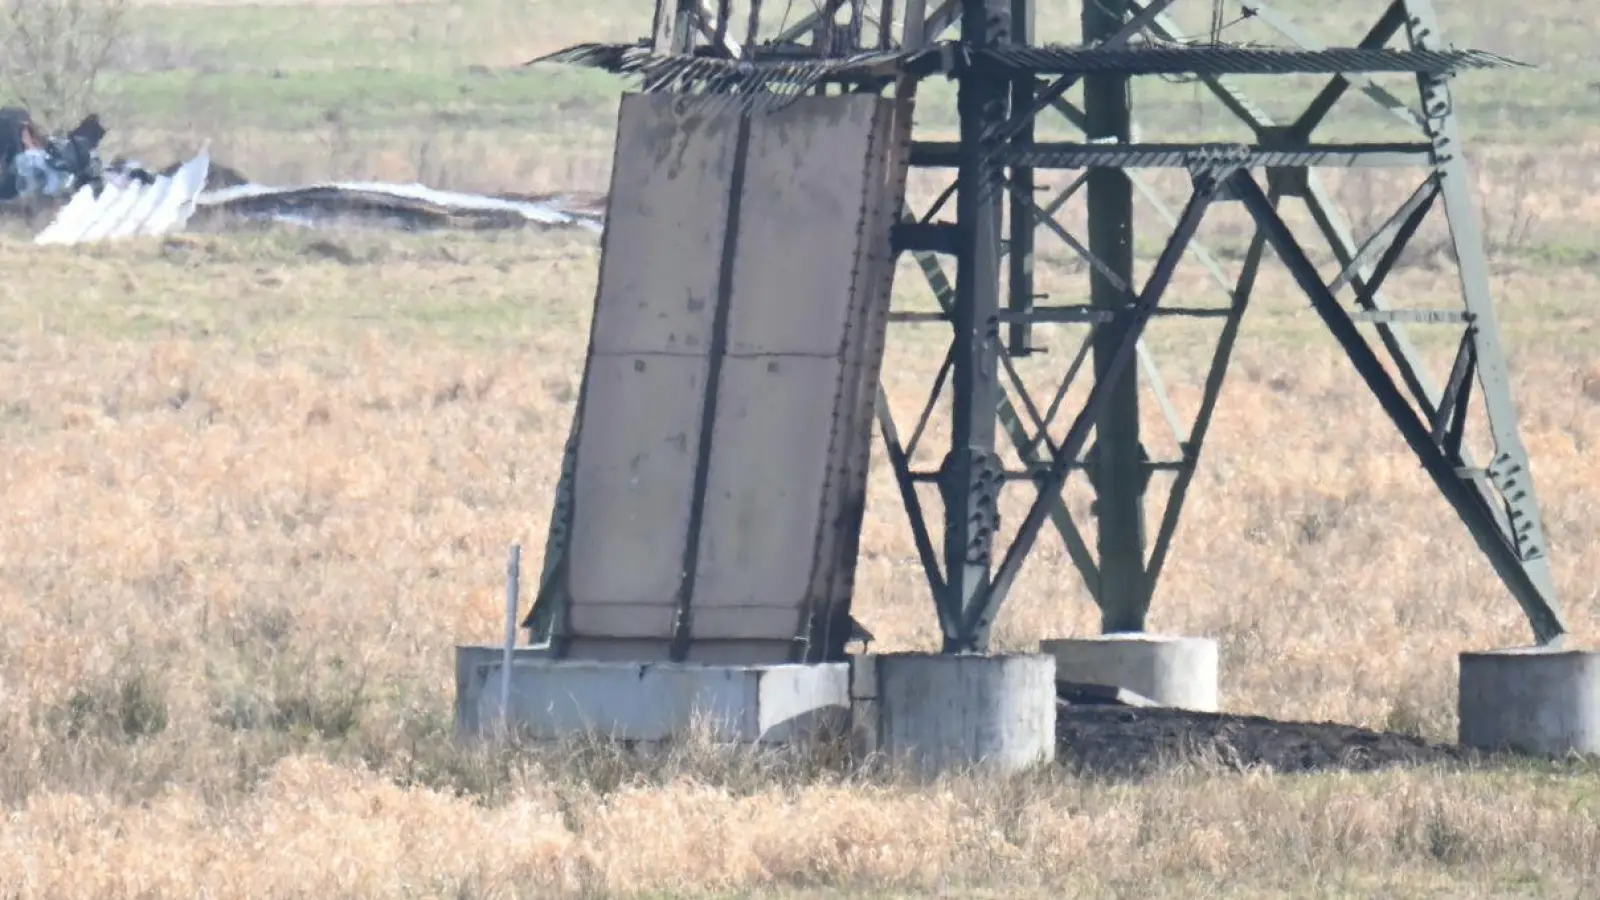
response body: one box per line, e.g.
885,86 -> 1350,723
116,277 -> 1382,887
28,150 -> 606,246
194,181 -> 605,233
33,149 -> 212,246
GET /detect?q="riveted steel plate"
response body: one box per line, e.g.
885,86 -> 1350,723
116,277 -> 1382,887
558,90 -> 910,662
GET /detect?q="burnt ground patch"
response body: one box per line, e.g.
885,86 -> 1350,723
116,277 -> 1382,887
1056,704 -> 1468,778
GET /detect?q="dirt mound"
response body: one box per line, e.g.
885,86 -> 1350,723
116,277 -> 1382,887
1056,705 -> 1465,778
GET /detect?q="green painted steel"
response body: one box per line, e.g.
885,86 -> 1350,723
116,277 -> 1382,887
526,0 -> 1569,656
1081,0 -> 1150,635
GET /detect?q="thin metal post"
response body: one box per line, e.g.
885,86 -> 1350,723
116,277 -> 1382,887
942,0 -> 1011,651
499,543 -> 521,730
1081,0 -> 1149,633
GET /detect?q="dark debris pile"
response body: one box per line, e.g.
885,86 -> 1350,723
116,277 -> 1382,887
1054,703 -> 1465,778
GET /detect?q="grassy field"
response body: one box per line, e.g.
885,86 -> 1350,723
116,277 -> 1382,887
2,0 -> 1600,897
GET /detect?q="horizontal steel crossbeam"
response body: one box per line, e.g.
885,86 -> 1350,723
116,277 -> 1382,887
528,0 -> 1568,659
971,44 -> 1526,76
910,141 -> 1435,169
529,40 -> 1528,91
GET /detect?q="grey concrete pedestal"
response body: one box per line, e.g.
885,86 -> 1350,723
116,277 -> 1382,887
1459,646 -> 1600,757
1041,633 -> 1219,711
851,652 -> 1056,777
454,646 -> 851,744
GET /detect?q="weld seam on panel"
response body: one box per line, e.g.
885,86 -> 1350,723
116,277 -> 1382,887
670,111 -> 754,663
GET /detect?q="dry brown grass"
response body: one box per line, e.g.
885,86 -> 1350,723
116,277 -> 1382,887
130,0 -> 432,6
0,179 -> 1596,894
4,8 -> 1600,885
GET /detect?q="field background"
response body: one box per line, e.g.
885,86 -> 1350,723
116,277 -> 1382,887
3,0 -> 1600,897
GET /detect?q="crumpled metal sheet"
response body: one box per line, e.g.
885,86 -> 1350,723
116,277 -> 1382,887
531,41 -> 913,97
29,149 -> 608,244
193,180 -> 604,233
33,148 -> 212,246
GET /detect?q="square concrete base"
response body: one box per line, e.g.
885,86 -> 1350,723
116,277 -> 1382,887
1041,633 -> 1219,712
1459,645 -> 1600,757
454,645 -> 850,744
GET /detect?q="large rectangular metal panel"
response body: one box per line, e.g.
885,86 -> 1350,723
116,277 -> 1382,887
566,353 -> 705,638
815,92 -> 914,650
691,95 -> 904,655
588,93 -> 737,356
563,92 -> 737,647
559,90 -> 911,662
722,95 -> 890,357
727,93 -> 902,655
691,356 -> 844,624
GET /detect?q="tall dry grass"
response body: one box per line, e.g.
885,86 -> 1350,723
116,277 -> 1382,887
0,138 -> 1597,895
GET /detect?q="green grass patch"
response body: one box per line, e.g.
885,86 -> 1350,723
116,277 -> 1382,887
102,65 -> 622,133
90,0 -> 1600,145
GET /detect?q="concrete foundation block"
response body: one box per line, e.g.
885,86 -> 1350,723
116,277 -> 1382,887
453,646 -> 850,744
1459,646 -> 1600,757
1041,633 -> 1219,712
455,644 -> 556,736
853,652 -> 1056,777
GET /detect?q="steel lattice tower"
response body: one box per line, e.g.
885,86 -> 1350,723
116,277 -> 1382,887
525,0 -> 1567,657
